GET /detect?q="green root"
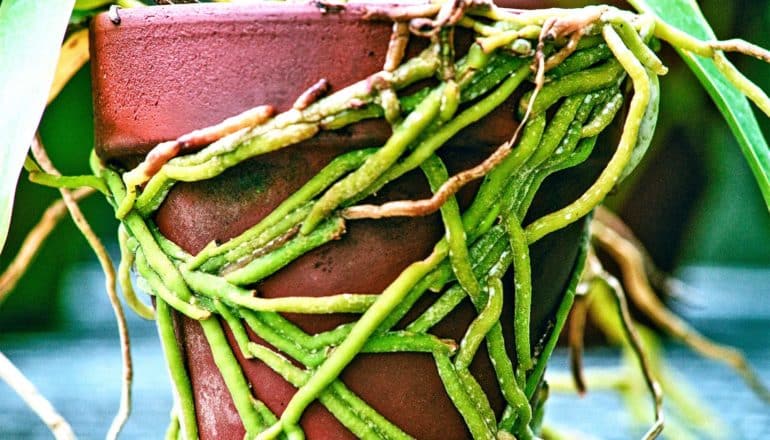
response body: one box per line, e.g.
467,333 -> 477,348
22,2 -> 770,439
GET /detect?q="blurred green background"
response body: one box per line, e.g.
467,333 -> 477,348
1,0 -> 769,331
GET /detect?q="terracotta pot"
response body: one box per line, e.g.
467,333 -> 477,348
90,2 -> 601,438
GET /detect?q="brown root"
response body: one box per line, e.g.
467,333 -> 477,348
710,39 -> 770,64
586,251 -> 665,440
293,79 -> 331,111
591,208 -> 770,404
568,294 -> 590,396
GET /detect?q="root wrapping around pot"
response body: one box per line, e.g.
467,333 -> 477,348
16,0 -> 770,439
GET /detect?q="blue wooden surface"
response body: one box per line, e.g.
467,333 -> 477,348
0,265 -> 768,439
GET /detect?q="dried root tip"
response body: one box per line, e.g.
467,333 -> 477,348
293,79 -> 331,111
108,5 -> 121,25
568,294 -> 589,396
710,39 -> 770,63
312,0 -> 346,14
384,22 -> 410,72
124,104 -> 275,187
591,209 -> 770,404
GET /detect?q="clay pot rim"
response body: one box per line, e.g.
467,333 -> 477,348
90,0 -> 531,162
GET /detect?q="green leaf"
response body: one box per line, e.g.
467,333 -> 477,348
629,0 -> 770,210
0,0 -> 75,255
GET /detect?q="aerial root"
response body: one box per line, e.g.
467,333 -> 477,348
122,103 -> 275,188
709,39 -> 770,63
591,208 -> 770,404
585,250 -> 664,440
384,21 -> 411,72
342,26 -> 549,221
541,6 -> 606,72
409,0 -> 475,37
0,351 -> 76,440
293,79 -> 331,111
544,30 -> 584,71
0,187 -> 94,303
117,225 -> 155,320
362,3 -> 442,22
651,18 -> 770,116
593,207 -> 689,299
30,136 -> 133,440
567,293 -> 589,396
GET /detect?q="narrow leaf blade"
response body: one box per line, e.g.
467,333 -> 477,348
629,0 -> 770,210
0,0 -> 75,254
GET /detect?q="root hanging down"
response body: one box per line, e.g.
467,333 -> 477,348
16,2 -> 770,439
342,28 -> 550,221
30,137 -> 134,440
118,103 -> 276,217
567,293 -> 590,396
0,351 -> 76,440
583,251 -> 665,440
0,187 -> 94,304
591,207 -> 770,404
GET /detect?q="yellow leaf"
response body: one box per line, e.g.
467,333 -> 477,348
47,28 -> 89,105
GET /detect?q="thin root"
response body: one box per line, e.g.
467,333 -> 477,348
384,22 -> 410,72
568,294 -> 589,396
31,137 -> 133,440
545,30 -> 584,71
293,79 -> 331,111
593,207 -> 686,299
0,351 -> 76,440
123,104 -> 275,187
710,39 -> 770,63
591,210 -> 770,404
342,29 -> 549,220
587,251 -> 664,440
0,187 -> 94,304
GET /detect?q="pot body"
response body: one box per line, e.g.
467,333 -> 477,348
91,2 -> 594,439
